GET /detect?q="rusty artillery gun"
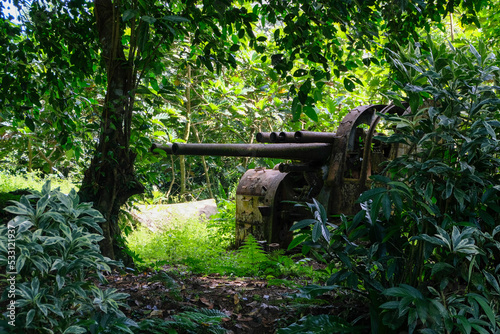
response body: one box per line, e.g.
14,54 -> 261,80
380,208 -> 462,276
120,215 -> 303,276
152,104 -> 407,248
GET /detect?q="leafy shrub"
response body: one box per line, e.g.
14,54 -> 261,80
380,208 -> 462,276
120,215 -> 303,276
288,38 -> 500,333
206,199 -> 236,249
0,181 -> 136,333
135,308 -> 228,334
277,314 -> 357,334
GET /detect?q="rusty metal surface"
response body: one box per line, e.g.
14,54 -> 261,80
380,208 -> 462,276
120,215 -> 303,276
323,104 -> 407,215
235,169 -> 288,246
235,167 -> 323,247
171,143 -> 332,161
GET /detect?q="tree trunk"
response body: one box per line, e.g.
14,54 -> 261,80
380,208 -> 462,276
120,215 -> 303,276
180,65 -> 192,198
191,123 -> 214,198
79,0 -> 144,259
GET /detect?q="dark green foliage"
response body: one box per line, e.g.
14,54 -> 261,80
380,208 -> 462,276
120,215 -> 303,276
0,181 -> 136,333
277,314 -> 357,334
288,38 -> 500,333
207,199 -> 236,249
0,190 -> 26,223
135,308 -> 228,334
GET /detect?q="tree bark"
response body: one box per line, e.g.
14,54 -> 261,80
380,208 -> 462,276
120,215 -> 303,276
79,0 -> 144,259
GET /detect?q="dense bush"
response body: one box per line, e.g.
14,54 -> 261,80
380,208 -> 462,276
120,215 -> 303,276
287,39 -> 500,333
0,181 -> 136,333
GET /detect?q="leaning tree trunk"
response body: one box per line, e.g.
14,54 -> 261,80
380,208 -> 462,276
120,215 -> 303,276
79,0 -> 144,259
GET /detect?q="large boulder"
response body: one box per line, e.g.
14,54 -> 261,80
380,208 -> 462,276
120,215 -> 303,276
132,199 -> 218,232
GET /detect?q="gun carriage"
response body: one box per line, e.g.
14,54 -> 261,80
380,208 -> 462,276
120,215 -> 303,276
152,104 -> 407,248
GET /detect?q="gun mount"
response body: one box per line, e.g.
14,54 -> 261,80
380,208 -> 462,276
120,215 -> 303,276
152,104 -> 408,248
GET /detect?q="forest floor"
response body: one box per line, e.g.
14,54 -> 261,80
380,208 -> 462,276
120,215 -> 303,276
113,200 -> 369,333
102,266 -> 367,333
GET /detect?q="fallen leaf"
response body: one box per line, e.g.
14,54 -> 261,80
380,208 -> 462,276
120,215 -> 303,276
200,297 -> 213,309
149,310 -> 163,318
247,308 -> 259,316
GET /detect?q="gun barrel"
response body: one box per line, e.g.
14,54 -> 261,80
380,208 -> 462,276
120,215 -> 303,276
294,131 -> 337,143
151,143 -> 174,154
277,132 -> 296,143
256,132 -> 277,143
170,143 -> 331,161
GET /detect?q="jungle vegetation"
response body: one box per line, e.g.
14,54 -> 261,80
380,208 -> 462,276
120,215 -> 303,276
1,0 -> 500,332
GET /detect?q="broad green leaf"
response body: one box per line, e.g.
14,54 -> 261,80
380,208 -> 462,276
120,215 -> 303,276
343,78 -> 355,92
291,97 -> 302,120
321,224 -> 330,243
17,220 -> 34,233
312,221 -> 321,242
468,293 -> 496,326
483,270 -> 500,294
31,277 -> 40,293
63,326 -> 87,334
57,192 -> 73,210
41,211 -> 66,224
445,179 -> 453,199
312,198 -> 327,223
294,285 -> 338,299
56,275 -> 65,289
268,69 -> 278,81
293,69 -> 308,77
277,314 -> 352,333
26,309 -> 35,326
455,314 -> 472,334
36,194 -> 50,217
483,121 -> 497,140
38,303 -> 48,316
381,194 -> 391,220
60,223 -> 72,240
470,324 -> 490,334
16,254 -> 26,273
137,22 -> 149,53
380,301 -> 400,309
163,15 -> 190,23
287,233 -> 308,251
469,44 -> 482,64
4,204 -> 34,216
303,105 -> 318,122
290,219 -> 316,231
357,188 -> 387,203
431,262 -> 454,276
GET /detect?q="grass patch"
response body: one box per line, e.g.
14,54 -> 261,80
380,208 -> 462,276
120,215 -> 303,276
0,171 -> 79,222
125,201 -> 327,281
0,171 -> 78,194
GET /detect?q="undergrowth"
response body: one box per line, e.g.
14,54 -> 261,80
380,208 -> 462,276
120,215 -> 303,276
125,203 -> 325,281
0,171 -> 77,194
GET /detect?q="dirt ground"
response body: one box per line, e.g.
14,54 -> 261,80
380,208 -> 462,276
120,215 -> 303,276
101,266 -> 368,333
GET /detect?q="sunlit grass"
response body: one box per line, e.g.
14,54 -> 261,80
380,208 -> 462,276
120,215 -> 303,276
126,205 -> 327,281
0,171 -> 78,194
126,217 -> 225,264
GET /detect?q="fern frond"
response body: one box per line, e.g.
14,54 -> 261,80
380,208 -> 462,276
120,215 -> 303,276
238,234 -> 268,265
